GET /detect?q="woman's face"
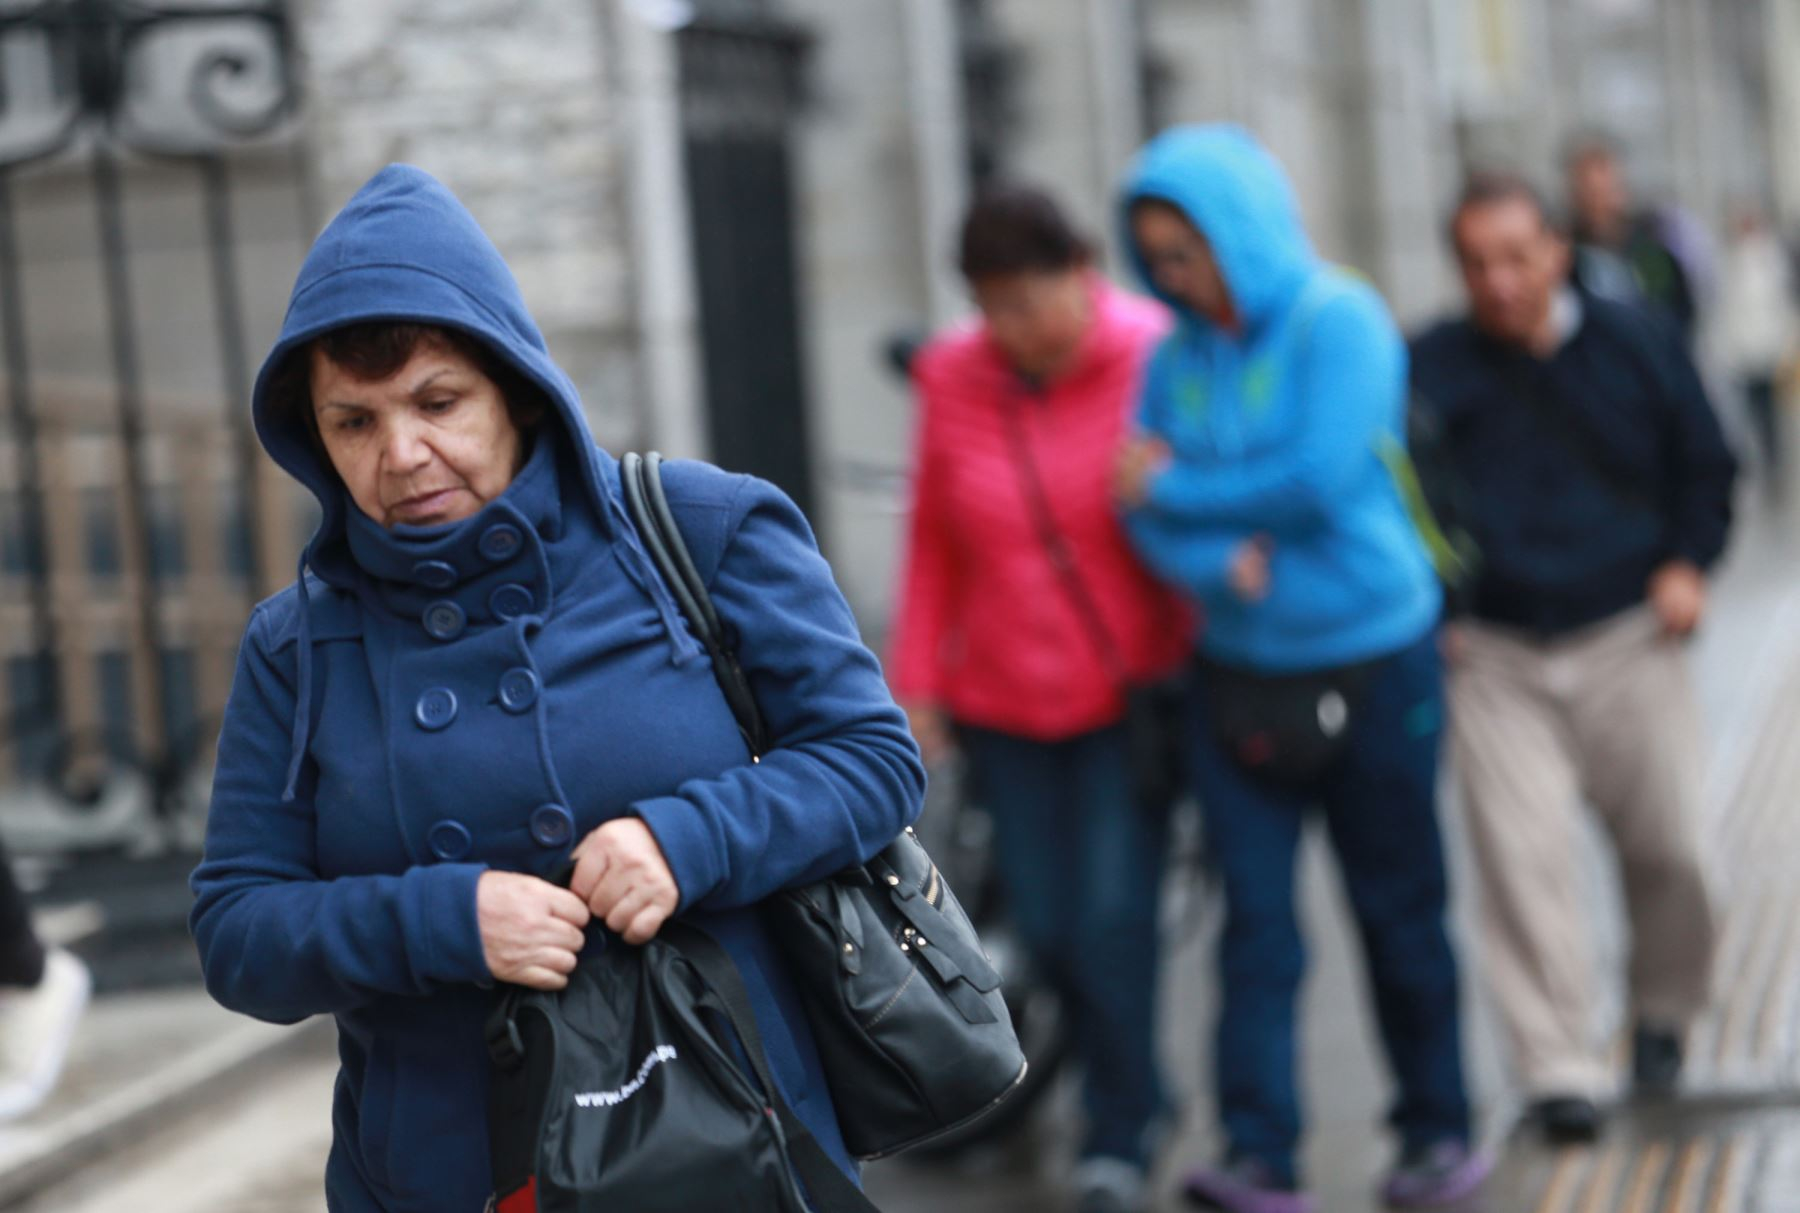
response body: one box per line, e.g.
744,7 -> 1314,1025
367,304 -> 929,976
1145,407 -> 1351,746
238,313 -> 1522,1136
1131,203 -> 1233,324
311,338 -> 524,529
969,268 -> 1092,382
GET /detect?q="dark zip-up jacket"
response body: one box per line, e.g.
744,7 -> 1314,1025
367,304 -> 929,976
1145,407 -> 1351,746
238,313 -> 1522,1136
1409,292 -> 1735,637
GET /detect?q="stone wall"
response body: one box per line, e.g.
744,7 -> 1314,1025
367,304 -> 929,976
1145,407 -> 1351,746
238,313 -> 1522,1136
295,0 -> 644,444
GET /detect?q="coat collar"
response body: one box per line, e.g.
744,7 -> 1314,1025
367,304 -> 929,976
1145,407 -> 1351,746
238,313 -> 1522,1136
342,431 -> 564,631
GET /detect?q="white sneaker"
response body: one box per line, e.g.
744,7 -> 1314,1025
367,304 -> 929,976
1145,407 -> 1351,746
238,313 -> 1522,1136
0,949 -> 92,1120
1073,1156 -> 1149,1213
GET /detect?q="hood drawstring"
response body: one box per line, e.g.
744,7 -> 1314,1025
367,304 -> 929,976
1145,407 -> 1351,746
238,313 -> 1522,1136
281,544 -> 316,803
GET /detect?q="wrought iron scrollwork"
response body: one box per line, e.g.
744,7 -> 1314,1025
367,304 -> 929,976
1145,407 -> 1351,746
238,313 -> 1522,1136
0,0 -> 295,167
181,36 -> 291,140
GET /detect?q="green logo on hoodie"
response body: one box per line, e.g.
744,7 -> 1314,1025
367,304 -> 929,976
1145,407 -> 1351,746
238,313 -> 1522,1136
1176,372 -> 1208,420
1243,355 -> 1278,416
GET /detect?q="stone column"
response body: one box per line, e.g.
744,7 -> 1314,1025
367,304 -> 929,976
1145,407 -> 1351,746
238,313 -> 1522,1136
606,0 -> 708,458
1766,0 -> 1800,230
774,0 -> 965,624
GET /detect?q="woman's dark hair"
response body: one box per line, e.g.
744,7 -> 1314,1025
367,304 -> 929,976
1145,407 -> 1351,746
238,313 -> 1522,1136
957,184 -> 1093,281
265,322 -> 549,452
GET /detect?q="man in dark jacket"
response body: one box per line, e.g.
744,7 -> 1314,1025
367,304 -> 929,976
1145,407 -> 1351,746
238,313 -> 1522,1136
1411,173 -> 1735,1145
1567,135 -> 1706,345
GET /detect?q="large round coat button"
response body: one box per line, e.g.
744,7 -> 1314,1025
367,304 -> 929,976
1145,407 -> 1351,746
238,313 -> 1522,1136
489,583 -> 535,622
428,819 -> 472,861
530,803 -> 575,849
414,687 -> 458,731
423,600 -> 467,641
412,559 -> 457,590
479,524 -> 523,563
498,667 -> 540,714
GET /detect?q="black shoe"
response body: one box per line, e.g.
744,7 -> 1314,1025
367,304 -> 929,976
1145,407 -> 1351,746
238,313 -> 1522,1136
1528,1096 -> 1603,1145
1633,1022 -> 1684,1095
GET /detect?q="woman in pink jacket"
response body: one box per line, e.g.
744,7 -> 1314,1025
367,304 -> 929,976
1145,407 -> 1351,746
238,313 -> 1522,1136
890,186 -> 1189,1213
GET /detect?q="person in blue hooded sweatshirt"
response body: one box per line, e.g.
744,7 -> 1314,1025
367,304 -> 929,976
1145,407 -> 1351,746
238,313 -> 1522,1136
189,164 -> 924,1211
1112,126 -> 1488,1212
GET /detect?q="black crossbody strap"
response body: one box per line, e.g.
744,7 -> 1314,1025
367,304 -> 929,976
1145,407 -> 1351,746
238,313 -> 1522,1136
1001,392 -> 1130,683
621,452 -> 773,758
660,922 -> 883,1213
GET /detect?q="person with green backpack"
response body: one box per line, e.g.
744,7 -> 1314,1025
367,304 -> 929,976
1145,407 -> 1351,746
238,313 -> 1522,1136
1113,124 -> 1488,1213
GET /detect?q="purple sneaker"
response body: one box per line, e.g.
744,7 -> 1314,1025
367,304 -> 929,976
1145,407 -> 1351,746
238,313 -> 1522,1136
1381,1140 -> 1493,1209
1183,1158 -> 1315,1213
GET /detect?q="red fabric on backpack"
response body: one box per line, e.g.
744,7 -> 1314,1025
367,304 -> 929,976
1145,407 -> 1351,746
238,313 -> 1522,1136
496,1177 -> 537,1213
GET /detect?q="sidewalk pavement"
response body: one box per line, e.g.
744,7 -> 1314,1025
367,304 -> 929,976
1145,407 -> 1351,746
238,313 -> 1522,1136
0,988 -> 327,1208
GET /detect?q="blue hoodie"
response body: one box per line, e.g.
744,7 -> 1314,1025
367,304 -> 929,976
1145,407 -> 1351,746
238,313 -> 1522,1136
190,166 -> 923,1210
1120,126 -> 1440,671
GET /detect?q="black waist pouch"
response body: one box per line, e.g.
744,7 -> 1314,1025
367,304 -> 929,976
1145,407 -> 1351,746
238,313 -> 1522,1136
1196,657 -> 1377,788
487,923 -> 879,1213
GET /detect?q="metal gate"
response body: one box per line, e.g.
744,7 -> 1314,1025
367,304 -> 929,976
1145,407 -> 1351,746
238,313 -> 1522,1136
676,1 -> 817,521
0,0 -> 312,855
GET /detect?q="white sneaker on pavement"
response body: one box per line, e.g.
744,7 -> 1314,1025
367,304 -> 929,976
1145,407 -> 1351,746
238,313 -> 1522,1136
0,948 -> 92,1120
1073,1155 -> 1150,1213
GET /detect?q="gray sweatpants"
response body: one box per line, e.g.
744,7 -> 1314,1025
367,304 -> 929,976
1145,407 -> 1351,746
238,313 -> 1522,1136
1449,606 -> 1716,1098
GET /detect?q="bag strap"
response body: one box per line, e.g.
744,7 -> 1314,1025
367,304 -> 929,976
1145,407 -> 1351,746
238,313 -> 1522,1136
660,922 -> 883,1213
621,451 -> 772,758
619,458 -> 876,1208
1001,391 -> 1131,684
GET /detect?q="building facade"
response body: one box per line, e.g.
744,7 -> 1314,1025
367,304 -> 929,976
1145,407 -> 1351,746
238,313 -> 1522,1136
0,0 -> 1792,813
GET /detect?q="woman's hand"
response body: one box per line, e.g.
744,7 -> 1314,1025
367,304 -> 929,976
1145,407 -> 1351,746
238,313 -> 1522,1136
476,871 -> 591,990
903,702 -> 954,767
1227,536 -> 1273,602
570,819 -> 682,945
1113,435 -> 1172,509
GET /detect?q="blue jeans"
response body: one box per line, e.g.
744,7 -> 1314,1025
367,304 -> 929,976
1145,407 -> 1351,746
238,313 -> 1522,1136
1189,631 -> 1470,1185
959,722 -> 1170,1166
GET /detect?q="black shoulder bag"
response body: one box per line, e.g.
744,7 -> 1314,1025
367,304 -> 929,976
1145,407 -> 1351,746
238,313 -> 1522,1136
615,451 -> 1029,1151
617,452 -> 1027,1161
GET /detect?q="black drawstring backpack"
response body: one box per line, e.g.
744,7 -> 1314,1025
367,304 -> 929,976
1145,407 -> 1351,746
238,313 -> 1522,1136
487,920 -> 876,1212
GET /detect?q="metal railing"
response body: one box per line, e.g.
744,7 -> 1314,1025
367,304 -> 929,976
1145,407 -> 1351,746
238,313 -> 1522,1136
0,1 -> 309,850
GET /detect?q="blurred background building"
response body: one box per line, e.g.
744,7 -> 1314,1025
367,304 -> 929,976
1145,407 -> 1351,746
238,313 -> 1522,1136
1,0 -> 1797,864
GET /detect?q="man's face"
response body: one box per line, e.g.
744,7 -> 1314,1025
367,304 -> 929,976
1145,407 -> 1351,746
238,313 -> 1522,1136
1452,197 -> 1571,348
1570,152 -> 1628,238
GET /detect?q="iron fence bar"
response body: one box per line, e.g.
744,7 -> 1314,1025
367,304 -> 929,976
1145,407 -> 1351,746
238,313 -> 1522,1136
0,168 -> 64,756
90,141 -> 170,807
196,153 -> 262,596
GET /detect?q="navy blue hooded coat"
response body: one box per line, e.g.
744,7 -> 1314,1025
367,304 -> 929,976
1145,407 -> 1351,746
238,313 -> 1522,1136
190,165 -> 925,1211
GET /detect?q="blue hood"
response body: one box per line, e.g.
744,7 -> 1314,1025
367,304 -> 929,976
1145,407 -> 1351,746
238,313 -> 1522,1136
1121,124 -> 1318,331
250,165 -> 646,800
252,163 -> 613,561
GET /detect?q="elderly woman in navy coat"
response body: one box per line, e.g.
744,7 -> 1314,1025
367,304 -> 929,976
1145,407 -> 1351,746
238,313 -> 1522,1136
189,165 -> 924,1212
